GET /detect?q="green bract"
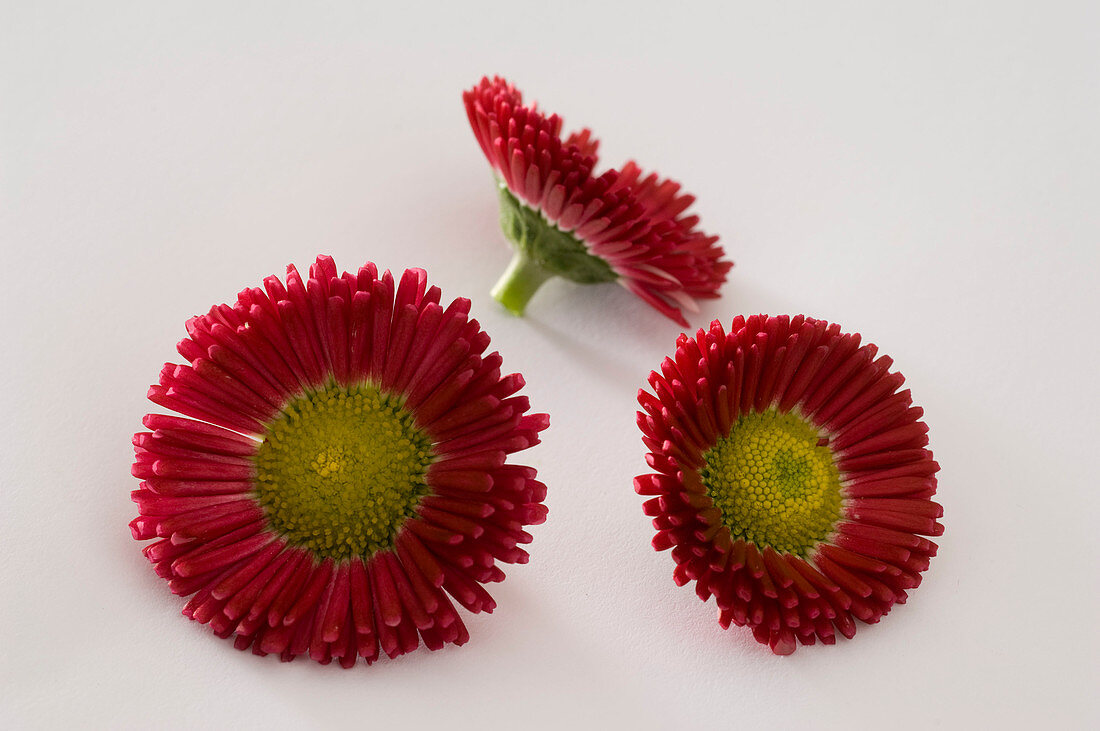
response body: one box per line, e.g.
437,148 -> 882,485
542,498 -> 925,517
491,184 -> 617,315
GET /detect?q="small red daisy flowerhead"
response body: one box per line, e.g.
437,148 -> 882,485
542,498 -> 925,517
635,315 -> 942,655
463,76 -> 732,327
131,255 -> 549,667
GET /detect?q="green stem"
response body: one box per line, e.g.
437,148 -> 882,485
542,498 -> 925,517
490,250 -> 554,316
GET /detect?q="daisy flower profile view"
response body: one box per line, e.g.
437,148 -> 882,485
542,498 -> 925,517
463,76 -> 732,327
635,315 -> 942,654
131,256 -> 549,666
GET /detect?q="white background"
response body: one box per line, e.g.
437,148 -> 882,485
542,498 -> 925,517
2,2 -> 1097,729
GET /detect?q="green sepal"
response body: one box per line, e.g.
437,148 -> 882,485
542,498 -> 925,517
496,183 -> 618,284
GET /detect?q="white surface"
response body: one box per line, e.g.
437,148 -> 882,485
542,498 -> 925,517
2,2 -> 1098,729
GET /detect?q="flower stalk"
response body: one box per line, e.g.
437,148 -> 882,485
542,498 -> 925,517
491,250 -> 554,316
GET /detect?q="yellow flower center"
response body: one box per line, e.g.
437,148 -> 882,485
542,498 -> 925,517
701,409 -> 843,556
252,383 -> 434,560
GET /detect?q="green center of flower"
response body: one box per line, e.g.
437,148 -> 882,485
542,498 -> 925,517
252,383 -> 434,561
701,409 -> 843,556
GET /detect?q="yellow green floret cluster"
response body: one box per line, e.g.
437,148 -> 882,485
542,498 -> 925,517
253,382 -> 435,561
701,409 -> 844,556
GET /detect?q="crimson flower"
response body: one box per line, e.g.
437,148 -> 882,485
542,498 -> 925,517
131,256 -> 548,666
636,315 -> 942,654
463,76 -> 731,327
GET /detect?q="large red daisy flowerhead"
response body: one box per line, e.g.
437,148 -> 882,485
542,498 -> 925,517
463,75 -> 732,327
131,256 -> 549,667
635,315 -> 942,655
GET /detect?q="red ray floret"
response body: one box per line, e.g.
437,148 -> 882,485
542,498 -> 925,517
131,255 -> 549,666
634,314 -> 942,655
463,75 -> 731,326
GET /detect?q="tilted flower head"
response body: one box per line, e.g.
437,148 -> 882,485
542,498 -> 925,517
635,315 -> 942,654
463,76 -> 732,327
131,256 -> 549,666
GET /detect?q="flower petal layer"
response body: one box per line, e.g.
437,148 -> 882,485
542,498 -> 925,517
132,255 -> 549,666
635,314 -> 941,654
464,76 -> 731,325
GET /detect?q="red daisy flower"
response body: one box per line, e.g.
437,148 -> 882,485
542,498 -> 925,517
635,315 -> 942,655
130,255 -> 549,666
463,76 -> 732,327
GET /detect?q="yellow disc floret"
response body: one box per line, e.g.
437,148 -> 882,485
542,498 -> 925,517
701,409 -> 843,556
252,383 -> 434,561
